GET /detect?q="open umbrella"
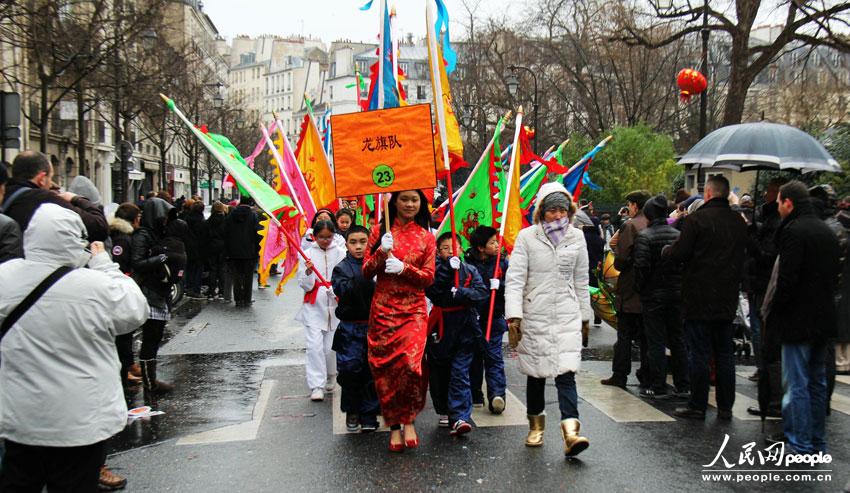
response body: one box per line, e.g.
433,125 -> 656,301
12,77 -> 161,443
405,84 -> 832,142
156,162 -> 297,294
679,122 -> 841,173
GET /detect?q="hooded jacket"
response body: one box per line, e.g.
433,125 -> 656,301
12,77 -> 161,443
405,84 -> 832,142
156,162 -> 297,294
295,241 -> 346,330
0,213 -> 22,263
633,195 -> 683,302
505,182 -> 592,378
108,216 -> 135,274
132,197 -> 175,308
0,204 -> 148,446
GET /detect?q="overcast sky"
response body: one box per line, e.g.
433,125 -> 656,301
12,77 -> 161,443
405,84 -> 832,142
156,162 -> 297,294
201,0 -> 517,45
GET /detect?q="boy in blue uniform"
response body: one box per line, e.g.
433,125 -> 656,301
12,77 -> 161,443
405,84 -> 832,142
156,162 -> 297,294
331,225 -> 379,432
465,226 -> 509,414
426,232 -> 489,436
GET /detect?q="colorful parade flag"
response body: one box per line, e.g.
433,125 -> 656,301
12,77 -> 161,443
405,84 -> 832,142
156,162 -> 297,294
427,2 -> 465,176
161,95 -> 296,223
436,116 -> 505,253
295,113 -> 337,211
498,112 -> 525,252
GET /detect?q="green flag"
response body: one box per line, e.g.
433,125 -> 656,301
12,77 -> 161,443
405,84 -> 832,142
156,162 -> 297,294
436,117 -> 504,254
163,95 -> 297,223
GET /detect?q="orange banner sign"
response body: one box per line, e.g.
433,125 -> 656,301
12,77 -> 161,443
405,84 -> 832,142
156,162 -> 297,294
331,104 -> 437,197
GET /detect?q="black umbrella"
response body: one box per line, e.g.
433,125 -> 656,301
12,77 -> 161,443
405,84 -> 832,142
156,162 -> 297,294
678,122 -> 841,173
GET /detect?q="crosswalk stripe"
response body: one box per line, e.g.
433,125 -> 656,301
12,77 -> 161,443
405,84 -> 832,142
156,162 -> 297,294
575,372 -> 675,422
331,387 -> 527,435
830,392 -> 850,416
837,375 -> 850,386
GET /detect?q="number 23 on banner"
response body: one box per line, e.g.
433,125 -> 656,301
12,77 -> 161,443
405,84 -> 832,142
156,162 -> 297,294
331,104 -> 438,197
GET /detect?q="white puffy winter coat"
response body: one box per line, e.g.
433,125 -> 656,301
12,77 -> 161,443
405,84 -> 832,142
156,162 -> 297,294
0,204 -> 148,447
295,242 -> 346,331
505,216 -> 593,378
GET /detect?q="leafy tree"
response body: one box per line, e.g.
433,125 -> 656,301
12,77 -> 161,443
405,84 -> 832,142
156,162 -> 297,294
559,124 -> 681,209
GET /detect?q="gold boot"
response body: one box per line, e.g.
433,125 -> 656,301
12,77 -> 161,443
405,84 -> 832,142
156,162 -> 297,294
560,418 -> 589,457
525,414 -> 545,447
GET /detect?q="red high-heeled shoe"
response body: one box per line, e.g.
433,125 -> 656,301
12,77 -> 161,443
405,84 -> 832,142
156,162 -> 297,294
389,432 -> 404,453
404,430 -> 419,449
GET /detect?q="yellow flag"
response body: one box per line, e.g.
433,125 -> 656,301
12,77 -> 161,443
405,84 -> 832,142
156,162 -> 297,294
502,139 -> 524,251
294,114 -> 336,210
427,23 -> 463,169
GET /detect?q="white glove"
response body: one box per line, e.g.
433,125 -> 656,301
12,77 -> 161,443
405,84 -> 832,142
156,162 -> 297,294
490,278 -> 500,291
385,256 -> 405,274
451,287 -> 458,297
381,233 -> 394,253
449,256 -> 461,270
326,287 -> 336,300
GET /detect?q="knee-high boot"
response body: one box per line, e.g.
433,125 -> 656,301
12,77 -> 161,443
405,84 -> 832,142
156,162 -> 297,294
140,359 -> 174,394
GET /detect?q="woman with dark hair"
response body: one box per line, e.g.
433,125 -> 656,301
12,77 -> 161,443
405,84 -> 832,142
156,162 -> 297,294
335,208 -> 355,236
363,190 -> 436,452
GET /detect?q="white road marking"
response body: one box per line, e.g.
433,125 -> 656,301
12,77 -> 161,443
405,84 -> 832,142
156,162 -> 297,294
575,372 -> 675,422
176,379 -> 276,445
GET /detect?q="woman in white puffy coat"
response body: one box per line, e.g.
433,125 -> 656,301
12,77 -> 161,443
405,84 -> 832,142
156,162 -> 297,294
504,182 -> 592,457
295,220 -> 346,402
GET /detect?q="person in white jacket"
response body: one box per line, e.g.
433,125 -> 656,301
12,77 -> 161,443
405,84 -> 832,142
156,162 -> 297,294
504,182 -> 593,458
296,219 -> 346,402
0,203 -> 148,491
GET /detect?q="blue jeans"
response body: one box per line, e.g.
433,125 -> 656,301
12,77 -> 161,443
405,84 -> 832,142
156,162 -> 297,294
527,372 -> 579,420
685,320 -> 736,412
782,343 -> 828,453
447,346 -> 475,423
470,317 -> 507,403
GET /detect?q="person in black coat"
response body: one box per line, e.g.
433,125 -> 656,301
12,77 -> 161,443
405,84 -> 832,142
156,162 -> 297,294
205,201 -> 228,300
109,202 -> 142,395
633,195 -> 688,398
465,226 -> 509,414
331,225 -> 379,432
663,175 -> 747,420
426,232 -> 488,435
224,201 -> 261,307
762,181 -> 840,454
131,197 -> 184,393
182,200 -> 206,298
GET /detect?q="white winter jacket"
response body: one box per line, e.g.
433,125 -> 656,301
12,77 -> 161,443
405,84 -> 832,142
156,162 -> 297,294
0,204 -> 148,447
504,186 -> 593,378
295,242 -> 345,331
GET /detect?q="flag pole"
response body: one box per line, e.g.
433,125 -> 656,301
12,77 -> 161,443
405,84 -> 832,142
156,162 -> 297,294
273,111 -> 318,216
377,0 -> 386,109
427,1 -> 460,287
260,123 -> 306,218
281,226 -> 331,287
486,106 -> 524,341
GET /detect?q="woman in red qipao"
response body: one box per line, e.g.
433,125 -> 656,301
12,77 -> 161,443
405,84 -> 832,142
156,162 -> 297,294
363,190 -> 436,452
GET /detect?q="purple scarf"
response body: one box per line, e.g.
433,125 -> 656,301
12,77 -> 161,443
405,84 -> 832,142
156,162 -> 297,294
542,216 -> 571,246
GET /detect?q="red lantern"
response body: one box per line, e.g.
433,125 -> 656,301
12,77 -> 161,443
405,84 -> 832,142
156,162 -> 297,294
676,68 -> 707,103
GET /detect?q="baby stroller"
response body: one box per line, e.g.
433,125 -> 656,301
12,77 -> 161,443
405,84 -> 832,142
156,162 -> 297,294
732,292 -> 753,360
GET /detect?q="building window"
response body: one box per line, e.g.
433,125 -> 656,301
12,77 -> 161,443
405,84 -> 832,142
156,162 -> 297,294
417,85 -> 425,100
97,121 -> 106,143
399,62 -> 409,74
329,85 -> 334,100
329,62 -> 336,78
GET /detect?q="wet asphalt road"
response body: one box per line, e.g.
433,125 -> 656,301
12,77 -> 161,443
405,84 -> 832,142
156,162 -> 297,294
106,281 -> 850,492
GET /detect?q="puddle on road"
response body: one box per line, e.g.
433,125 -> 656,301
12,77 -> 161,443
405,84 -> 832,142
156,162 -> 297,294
108,349 -> 302,455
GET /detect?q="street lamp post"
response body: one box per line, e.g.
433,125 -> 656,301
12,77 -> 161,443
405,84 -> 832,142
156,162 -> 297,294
505,64 -> 539,154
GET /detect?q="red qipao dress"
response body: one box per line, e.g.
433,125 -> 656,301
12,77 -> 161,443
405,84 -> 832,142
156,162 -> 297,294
362,219 -> 436,426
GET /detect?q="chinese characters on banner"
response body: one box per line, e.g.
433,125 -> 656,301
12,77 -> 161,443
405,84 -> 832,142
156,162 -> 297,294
331,104 -> 438,198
